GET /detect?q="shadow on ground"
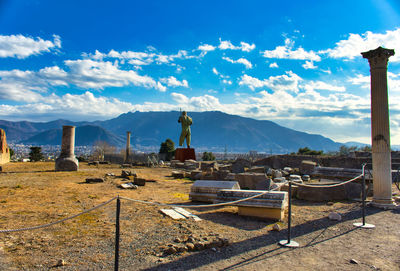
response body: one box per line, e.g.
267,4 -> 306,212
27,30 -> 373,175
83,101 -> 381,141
139,206 -> 383,271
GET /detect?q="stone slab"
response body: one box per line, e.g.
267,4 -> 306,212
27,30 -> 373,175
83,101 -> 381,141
160,209 -> 187,220
189,180 -> 240,203
175,148 -> 196,162
238,206 -> 285,220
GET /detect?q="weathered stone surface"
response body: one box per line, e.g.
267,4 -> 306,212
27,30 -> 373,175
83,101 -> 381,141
172,171 -> 185,179
55,126 -> 79,171
231,158 -> 251,173
189,180 -> 240,203
0,129 -> 10,165
175,148 -> 196,162
273,177 -> 286,183
300,160 -> 317,175
328,212 -> 342,221
121,170 -> 137,178
190,170 -> 203,180
283,167 -> 293,173
302,175 -> 310,181
289,175 -> 303,183
296,181 -> 362,201
200,161 -> 219,171
235,172 -> 268,190
246,166 -> 265,173
272,169 -> 282,179
134,177 -> 146,186
255,178 -> 274,191
216,189 -> 288,220
312,166 -> 372,180
225,173 -> 236,180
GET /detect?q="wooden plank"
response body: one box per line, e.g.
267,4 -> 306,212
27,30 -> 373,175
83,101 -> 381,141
160,209 -> 186,220
173,207 -> 202,221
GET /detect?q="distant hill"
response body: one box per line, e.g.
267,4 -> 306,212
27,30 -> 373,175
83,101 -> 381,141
22,125 -> 124,146
1,111 -> 342,153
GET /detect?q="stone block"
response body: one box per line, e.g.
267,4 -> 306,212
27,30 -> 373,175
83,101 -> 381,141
231,158 -> 251,173
234,172 -> 267,190
172,171 -> 185,179
189,180 -> 240,203
300,160 -> 317,175
246,166 -> 265,173
225,173 -> 236,180
216,189 -> 288,220
134,177 -> 146,186
85,178 -> 104,183
190,170 -> 203,180
296,181 -> 362,201
289,175 -> 303,183
175,148 -> 196,162
55,157 -> 79,171
200,161 -> 219,171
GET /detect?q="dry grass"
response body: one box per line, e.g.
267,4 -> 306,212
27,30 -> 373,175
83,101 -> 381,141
0,162 -> 399,270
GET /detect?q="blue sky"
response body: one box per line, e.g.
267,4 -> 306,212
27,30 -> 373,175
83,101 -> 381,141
1,0 -> 400,144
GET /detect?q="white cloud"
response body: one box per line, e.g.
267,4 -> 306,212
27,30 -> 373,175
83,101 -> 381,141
239,71 -> 302,92
269,62 -> 279,68
261,38 -> 321,61
222,79 -> 232,85
64,59 -> 166,91
0,34 -> 61,59
198,44 -> 216,52
159,76 -> 189,88
349,72 -> 400,92
212,67 -> 219,75
302,60 -> 317,69
218,39 -> 255,52
222,57 -> 253,69
171,92 -> 222,111
303,81 -> 346,92
322,28 -> 400,61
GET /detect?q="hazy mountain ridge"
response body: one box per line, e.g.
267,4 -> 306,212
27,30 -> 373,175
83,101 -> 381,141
1,111 -> 342,153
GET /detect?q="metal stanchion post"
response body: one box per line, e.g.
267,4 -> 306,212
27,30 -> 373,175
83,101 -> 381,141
115,196 -> 121,271
354,165 -> 375,229
279,182 -> 299,247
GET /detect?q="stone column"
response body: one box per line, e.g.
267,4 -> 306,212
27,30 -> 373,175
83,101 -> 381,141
125,131 -> 131,163
361,46 -> 395,207
55,126 -> 79,171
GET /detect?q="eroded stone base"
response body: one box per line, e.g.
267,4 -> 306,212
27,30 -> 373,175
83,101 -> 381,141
371,199 -> 398,209
175,148 -> 196,162
55,156 -> 79,171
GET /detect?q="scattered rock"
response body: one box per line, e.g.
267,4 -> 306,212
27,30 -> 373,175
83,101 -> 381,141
105,173 -> 115,177
174,238 -> 182,243
272,223 -> 282,232
289,175 -> 303,183
302,175 -> 310,181
121,170 -> 137,178
172,171 -> 185,179
186,243 -> 195,251
328,212 -> 342,221
273,177 -> 286,183
85,178 -> 104,183
134,177 -> 146,186
350,259 -> 359,264
119,183 -> 138,189
327,202 -> 334,206
54,259 -> 66,267
165,246 -> 177,255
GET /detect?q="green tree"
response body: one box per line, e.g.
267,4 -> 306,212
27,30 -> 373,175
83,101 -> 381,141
338,145 -> 358,156
202,152 -> 216,161
297,147 -> 323,156
360,145 -> 372,152
29,147 -> 44,162
159,139 -> 175,161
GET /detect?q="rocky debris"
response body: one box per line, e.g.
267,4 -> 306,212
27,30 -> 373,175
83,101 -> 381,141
300,160 -> 317,175
119,183 -> 138,189
235,172 -> 268,190
88,161 -> 99,166
184,160 -> 199,170
54,259 -> 66,267
272,223 -> 282,231
219,164 -> 231,171
190,170 -> 203,180
328,212 -> 342,221
273,177 -> 286,183
121,163 -> 132,168
289,175 -> 303,184
246,166 -> 265,173
172,171 -> 185,179
327,202 -> 334,206
163,235 -> 230,255
85,178 -> 104,183
302,175 -> 310,181
225,173 -> 236,181
283,167 -> 293,174
200,161 -> 219,171
350,259 -> 359,264
105,173 -> 115,177
121,170 -> 137,178
231,158 -> 252,173
134,177 -> 146,186
271,169 -> 282,179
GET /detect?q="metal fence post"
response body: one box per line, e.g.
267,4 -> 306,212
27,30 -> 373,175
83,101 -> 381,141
353,164 -> 375,229
115,196 -> 121,271
279,181 -> 299,247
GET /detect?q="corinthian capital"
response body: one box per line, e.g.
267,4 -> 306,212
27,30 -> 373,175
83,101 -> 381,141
361,46 -> 395,69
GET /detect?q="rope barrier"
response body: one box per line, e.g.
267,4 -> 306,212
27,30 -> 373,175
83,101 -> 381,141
0,197 -> 117,233
289,174 -> 363,188
120,181 -> 288,208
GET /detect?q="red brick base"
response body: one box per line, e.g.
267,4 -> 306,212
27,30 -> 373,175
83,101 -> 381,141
175,148 -> 196,162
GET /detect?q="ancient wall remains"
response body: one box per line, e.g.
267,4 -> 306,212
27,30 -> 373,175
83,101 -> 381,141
0,129 -> 10,165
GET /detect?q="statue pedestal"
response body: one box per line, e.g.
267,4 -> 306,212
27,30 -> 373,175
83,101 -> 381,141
175,148 -> 196,162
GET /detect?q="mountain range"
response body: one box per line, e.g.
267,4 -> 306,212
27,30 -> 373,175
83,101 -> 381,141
0,111 -> 344,153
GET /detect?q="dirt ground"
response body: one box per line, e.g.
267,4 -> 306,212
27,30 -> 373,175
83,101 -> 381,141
0,162 -> 399,271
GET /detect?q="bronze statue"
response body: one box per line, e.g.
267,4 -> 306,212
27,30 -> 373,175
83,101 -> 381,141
178,111 -> 192,148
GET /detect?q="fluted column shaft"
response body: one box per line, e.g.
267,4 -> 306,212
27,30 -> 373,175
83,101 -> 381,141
125,131 -> 131,163
362,47 -> 395,207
